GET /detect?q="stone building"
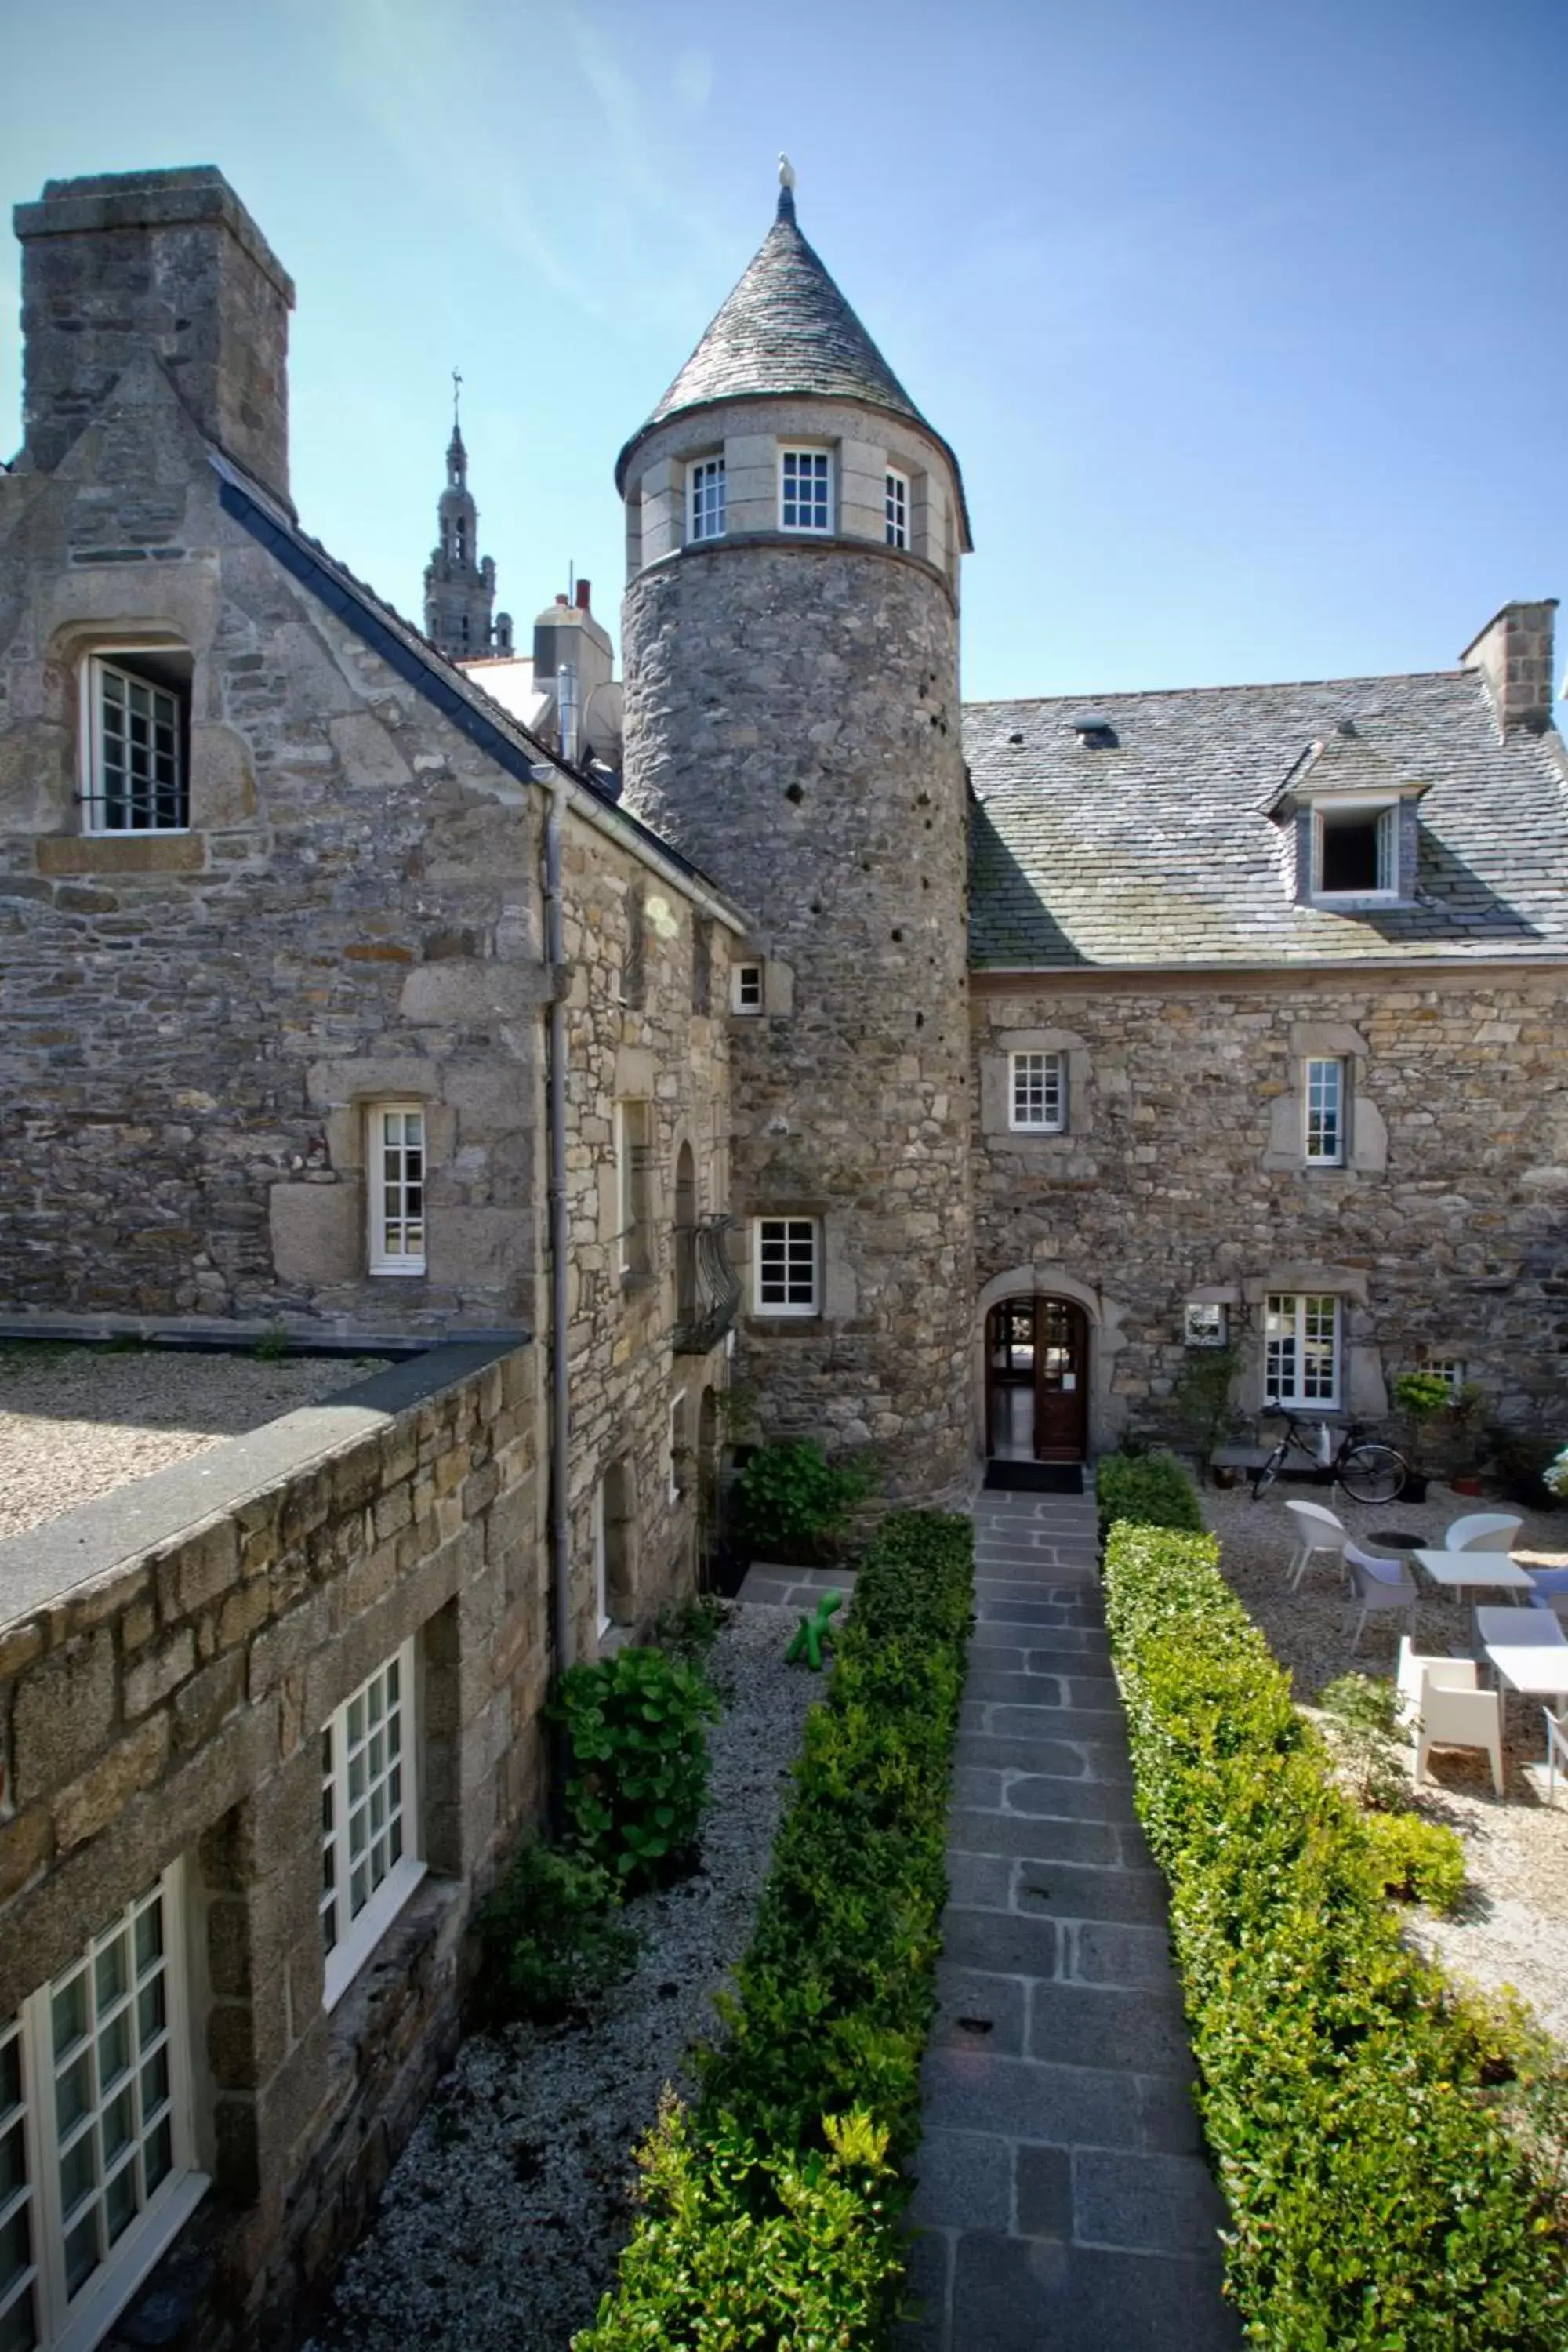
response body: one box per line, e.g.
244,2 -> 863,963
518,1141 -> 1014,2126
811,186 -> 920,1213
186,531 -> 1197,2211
1,154 -> 1566,2352
0,165 -> 746,2351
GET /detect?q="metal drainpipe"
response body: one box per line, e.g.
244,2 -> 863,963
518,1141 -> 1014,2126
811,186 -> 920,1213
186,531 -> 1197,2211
543,774 -> 572,1675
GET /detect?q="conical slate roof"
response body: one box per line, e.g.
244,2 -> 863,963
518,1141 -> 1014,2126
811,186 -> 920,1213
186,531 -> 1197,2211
615,188 -> 966,532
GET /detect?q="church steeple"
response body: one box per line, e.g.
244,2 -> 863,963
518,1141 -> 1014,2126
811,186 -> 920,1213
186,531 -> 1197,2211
423,373 -> 511,660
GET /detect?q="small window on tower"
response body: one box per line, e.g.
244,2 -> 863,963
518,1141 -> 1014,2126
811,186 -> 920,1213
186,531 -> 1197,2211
885,469 -> 909,550
689,458 -> 726,544
732,962 -> 764,1014
779,449 -> 832,533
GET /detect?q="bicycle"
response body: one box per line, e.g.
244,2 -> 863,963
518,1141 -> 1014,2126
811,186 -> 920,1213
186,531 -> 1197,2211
1249,1410 -> 1409,1505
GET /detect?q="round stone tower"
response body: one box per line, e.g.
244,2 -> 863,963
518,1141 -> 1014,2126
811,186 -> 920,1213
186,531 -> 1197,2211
617,170 -> 975,1501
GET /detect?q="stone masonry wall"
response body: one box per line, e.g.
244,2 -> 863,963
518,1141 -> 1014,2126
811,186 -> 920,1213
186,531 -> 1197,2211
0,1344 -> 539,2350
0,356 -> 544,1339
556,805 -> 734,1654
972,971 -> 1568,1452
620,540 -> 974,1502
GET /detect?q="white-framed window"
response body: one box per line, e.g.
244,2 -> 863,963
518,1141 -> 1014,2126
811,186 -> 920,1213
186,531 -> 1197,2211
688,457 -> 726,544
79,652 -> 189,835
592,1482 -> 609,1635
779,449 -> 832,533
1424,1358 -> 1467,1397
1313,802 -> 1396,898
615,1102 -> 652,1283
368,1105 -> 426,1276
1008,1050 -> 1066,1134
0,1866 -> 208,2352
1304,1058 -> 1346,1165
1265,1293 -> 1340,1409
669,1392 -> 689,1505
884,469 -> 909,550
320,1643 -> 424,2009
731,962 -> 764,1013
753,1218 -> 819,1317
1184,1302 -> 1229,1348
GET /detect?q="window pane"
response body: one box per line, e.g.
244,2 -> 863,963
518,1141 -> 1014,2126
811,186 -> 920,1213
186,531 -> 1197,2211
91,662 -> 186,833
1319,809 -> 1382,891
1305,1058 -> 1343,1162
1011,1051 -> 1064,1130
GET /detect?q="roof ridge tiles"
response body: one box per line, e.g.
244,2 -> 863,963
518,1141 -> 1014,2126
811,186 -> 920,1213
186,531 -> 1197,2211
964,668 -> 1472,714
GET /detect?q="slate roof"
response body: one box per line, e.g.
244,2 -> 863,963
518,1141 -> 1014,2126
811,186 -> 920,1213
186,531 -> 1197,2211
615,191 -> 969,536
965,669 -> 1568,968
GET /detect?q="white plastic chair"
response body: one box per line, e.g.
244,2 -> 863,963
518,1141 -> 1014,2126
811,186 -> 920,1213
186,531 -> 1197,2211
1524,1566 -> 1568,1622
1412,1673 -> 1504,1797
1546,1710 -> 1567,1807
1443,1512 -> 1523,1554
1283,1498 -> 1350,1592
1396,1636 -> 1479,1722
1345,1543 -> 1419,1653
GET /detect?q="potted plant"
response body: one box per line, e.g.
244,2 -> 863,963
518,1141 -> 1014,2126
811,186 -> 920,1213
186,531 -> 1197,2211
1444,1382 -> 1489,1496
1172,1343 -> 1243,1488
1392,1370 -> 1453,1501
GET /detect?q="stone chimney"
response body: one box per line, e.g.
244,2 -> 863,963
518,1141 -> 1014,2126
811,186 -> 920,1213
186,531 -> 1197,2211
1460,599 -> 1559,735
14,166 -> 295,506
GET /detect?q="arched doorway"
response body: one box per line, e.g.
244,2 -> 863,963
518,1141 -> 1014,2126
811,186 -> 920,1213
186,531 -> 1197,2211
985,1295 -> 1090,1463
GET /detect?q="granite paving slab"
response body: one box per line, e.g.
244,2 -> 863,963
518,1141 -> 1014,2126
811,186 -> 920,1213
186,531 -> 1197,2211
902,1484 -> 1238,2351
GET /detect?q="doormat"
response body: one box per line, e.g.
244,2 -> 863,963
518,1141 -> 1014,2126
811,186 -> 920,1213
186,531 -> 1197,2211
985,1461 -> 1084,1495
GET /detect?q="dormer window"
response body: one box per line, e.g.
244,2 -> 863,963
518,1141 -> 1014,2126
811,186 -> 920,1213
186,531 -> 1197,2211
1272,726 -> 1424,907
1316,802 -> 1396,897
689,457 -> 726,543
779,449 -> 832,534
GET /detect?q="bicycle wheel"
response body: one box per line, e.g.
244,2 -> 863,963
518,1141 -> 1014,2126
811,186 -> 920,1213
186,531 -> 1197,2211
1338,1443 -> 1406,1506
1250,1450 -> 1283,1498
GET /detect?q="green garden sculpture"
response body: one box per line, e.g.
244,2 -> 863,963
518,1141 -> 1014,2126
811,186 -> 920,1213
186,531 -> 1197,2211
786,1588 -> 843,1670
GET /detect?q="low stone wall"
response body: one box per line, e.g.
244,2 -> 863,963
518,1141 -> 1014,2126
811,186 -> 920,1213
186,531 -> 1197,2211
0,1341 -> 543,2349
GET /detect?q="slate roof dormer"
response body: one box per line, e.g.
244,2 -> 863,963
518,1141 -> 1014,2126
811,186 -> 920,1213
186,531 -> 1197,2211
613,174 -> 971,542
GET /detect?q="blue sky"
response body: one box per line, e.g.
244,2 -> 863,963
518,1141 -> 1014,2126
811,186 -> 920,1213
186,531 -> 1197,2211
2,0 -> 1563,702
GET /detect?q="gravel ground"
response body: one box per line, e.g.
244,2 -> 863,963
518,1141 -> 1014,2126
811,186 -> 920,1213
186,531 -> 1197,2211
305,1602 -> 819,2352
0,1345 -> 390,1544
1201,1479 -> 1568,2043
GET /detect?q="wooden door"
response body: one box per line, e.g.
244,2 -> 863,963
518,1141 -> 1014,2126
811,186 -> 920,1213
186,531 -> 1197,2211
1033,1297 -> 1088,1461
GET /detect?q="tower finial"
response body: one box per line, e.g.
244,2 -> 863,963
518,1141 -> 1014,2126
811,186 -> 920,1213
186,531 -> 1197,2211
776,152 -> 796,223
452,366 -> 463,431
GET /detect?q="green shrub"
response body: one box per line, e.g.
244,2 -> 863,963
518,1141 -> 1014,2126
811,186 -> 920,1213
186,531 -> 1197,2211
574,2102 -> 902,2351
1094,1447 -> 1203,1539
1359,1808 -> 1466,1912
553,1647 -> 722,1889
652,1590 -> 731,1664
738,1439 -> 877,1556
1319,1669 -> 1408,1810
474,1835 -> 639,2021
576,1509 -> 974,2349
1102,1521 -> 1567,2347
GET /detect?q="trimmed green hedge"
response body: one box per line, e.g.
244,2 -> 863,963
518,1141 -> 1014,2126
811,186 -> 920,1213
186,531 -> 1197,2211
1102,1517 -> 1568,2347
1094,1447 -> 1203,1539
575,1510 -> 974,2350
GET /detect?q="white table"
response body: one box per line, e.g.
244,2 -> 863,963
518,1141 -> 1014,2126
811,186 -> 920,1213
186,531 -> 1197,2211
1484,1645 -> 1568,1701
1414,1549 -> 1534,1599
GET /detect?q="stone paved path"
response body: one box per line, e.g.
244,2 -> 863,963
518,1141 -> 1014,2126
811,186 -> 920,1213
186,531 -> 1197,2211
902,1484 -> 1239,2351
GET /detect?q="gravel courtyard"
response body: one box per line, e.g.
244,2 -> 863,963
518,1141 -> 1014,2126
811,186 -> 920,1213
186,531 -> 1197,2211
1200,1479 -> 1568,2044
0,1343 -> 390,1544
